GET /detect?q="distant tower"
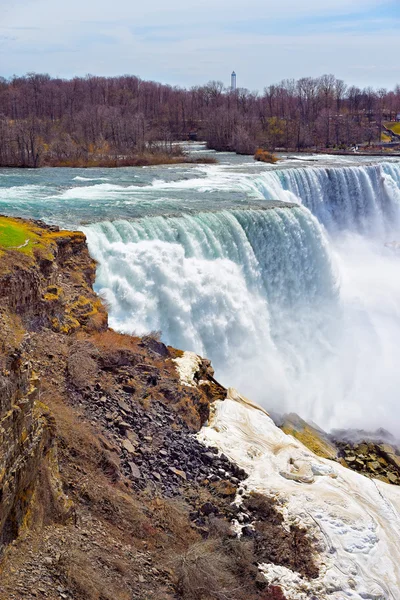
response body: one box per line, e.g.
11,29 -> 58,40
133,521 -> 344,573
231,71 -> 237,91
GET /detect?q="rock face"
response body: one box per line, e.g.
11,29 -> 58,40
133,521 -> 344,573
0,218 -> 104,552
0,338 -> 40,548
0,217 -> 107,334
4,215 -> 400,600
1,217 -> 290,600
335,439 -> 400,484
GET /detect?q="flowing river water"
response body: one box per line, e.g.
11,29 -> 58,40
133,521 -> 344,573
1,146 -> 400,434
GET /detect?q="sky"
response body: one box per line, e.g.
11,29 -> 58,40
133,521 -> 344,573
1,0 -> 400,91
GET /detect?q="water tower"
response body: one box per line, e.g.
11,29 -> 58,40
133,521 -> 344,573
231,71 -> 237,91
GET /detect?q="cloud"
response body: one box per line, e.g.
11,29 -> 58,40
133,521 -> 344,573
2,0 -> 392,29
0,0 -> 399,90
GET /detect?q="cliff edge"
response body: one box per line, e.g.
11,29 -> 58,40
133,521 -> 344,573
3,216 -> 399,600
0,216 -> 303,600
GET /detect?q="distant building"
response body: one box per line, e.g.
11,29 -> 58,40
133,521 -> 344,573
231,71 -> 237,91
396,113 -> 400,122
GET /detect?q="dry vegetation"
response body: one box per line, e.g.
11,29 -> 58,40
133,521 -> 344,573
46,152 -> 217,168
172,524 -> 290,600
254,149 -> 279,164
1,73 -> 400,167
0,217 -> 320,599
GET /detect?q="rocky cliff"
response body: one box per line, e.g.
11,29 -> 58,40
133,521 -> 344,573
0,217 -> 104,555
1,215 -> 399,600
1,216 -> 307,600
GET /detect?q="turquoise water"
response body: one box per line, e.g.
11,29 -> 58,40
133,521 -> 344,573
1,149 -> 400,432
0,151 -> 268,226
1,149 -> 398,228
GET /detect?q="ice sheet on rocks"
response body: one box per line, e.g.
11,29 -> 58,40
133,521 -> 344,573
172,351 -> 202,387
197,388 -> 400,600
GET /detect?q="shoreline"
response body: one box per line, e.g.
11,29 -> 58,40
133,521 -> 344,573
0,159 -> 218,169
3,148 -> 400,169
0,153 -> 217,169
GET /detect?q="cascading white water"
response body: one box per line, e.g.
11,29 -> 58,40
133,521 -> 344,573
248,161 -> 400,235
83,159 -> 400,433
84,205 -> 338,423
84,206 -> 337,355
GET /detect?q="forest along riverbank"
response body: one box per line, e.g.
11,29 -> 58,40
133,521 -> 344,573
1,74 -> 400,166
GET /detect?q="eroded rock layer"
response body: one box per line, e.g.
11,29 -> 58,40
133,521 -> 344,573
2,215 -> 399,600
0,216 -> 296,600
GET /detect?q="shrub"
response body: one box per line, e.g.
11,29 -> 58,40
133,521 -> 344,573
254,149 -> 279,164
59,549 -> 131,600
173,539 -> 238,600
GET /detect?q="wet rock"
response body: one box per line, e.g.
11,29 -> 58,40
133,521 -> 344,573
140,336 -> 170,358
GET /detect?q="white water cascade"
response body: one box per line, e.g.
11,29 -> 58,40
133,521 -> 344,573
84,160 -> 400,433
242,161 -> 400,234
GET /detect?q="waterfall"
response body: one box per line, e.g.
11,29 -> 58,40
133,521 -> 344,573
0,157 -> 395,431
84,205 -> 342,420
83,160 -> 400,432
248,162 -> 400,235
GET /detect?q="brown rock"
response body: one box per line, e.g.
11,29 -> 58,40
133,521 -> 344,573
367,461 -> 380,472
117,398 -> 131,413
169,467 -> 187,480
378,444 -> 400,471
122,440 -> 136,454
125,430 -> 139,446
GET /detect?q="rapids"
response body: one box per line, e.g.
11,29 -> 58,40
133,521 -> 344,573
1,150 -> 400,432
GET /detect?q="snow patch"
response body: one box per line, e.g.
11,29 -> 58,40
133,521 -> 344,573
198,390 -> 400,599
173,351 -> 202,387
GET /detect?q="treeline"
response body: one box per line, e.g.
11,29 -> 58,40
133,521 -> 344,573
0,73 -> 399,167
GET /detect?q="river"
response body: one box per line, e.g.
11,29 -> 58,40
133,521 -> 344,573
1,145 -> 400,433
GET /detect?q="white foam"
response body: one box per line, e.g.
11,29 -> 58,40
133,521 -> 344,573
72,176 -> 110,181
0,184 -> 46,201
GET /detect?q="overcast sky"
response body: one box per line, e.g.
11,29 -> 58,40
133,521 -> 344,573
1,0 -> 399,90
